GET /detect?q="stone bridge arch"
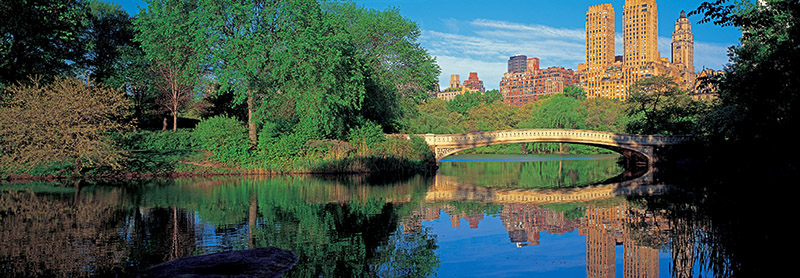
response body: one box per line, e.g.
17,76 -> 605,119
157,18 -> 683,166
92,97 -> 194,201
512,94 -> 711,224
404,129 -> 692,166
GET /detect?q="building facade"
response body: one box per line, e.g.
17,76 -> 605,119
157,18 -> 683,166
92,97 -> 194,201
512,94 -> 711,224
500,56 -> 578,106
436,73 -> 484,101
508,54 -> 528,73
449,74 -> 461,90
463,72 -> 486,93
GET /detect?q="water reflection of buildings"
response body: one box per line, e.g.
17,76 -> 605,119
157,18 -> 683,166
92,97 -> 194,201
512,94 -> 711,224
402,202 -> 675,277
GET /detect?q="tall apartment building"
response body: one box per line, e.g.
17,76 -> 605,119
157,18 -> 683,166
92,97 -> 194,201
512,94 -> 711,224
672,10 -> 693,72
508,54 -> 528,73
586,4 -> 616,72
583,0 -> 697,101
585,3 -> 616,98
623,0 -> 659,69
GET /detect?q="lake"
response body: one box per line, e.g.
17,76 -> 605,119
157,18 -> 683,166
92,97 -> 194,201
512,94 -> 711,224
0,154 -> 785,277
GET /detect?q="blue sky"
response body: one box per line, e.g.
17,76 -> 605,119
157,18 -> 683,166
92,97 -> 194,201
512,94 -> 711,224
112,0 -> 741,90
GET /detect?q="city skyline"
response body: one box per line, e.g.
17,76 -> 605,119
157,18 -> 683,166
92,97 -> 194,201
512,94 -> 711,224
112,0 -> 741,91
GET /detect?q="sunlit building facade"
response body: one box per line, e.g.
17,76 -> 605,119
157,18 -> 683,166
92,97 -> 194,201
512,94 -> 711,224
582,0 -> 698,101
500,56 -> 578,106
463,72 -> 486,93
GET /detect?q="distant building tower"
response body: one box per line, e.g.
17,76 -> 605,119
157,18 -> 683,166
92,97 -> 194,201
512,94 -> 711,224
449,74 -> 461,90
585,3 -> 615,98
508,54 -> 528,73
586,3 -> 615,72
623,0 -> 660,84
463,72 -> 485,93
672,10 -> 694,73
526,57 -> 540,73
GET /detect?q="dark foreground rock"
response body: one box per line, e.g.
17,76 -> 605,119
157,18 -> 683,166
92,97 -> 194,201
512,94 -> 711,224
137,247 -> 297,278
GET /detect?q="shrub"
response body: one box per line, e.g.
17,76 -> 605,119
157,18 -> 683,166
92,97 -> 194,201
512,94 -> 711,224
194,116 -> 250,163
346,120 -> 385,148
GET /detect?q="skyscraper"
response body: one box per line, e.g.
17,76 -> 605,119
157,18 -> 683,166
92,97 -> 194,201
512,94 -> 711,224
585,3 -> 616,98
623,0 -> 659,83
586,4 -> 615,72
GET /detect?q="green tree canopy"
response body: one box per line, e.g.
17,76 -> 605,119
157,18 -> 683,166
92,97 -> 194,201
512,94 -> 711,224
624,75 -> 704,135
81,0 -> 136,83
584,97 -> 626,133
462,101 -> 525,132
328,2 -> 440,132
692,0 -> 800,145
134,0 -> 208,131
404,99 -> 465,134
446,89 -> 502,115
525,94 -> 586,130
562,85 -> 587,100
1,0 -> 88,87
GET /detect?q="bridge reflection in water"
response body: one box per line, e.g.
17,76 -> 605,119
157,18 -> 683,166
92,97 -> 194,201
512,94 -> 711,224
400,171 -> 685,277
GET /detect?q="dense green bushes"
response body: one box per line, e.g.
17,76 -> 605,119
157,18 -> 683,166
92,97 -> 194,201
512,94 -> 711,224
193,116 -> 250,164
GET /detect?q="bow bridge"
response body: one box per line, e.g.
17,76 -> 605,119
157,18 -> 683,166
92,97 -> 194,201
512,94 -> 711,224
398,129 -> 693,165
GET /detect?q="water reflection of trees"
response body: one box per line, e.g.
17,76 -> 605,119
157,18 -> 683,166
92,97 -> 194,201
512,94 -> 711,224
628,166 -> 791,278
0,187 -> 129,277
1,175 -> 440,277
437,156 -> 624,188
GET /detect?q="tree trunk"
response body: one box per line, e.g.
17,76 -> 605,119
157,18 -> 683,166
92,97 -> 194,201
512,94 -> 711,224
173,105 -> 178,131
249,195 -> 257,248
247,91 -> 257,147
73,157 -> 81,176
72,180 -> 81,207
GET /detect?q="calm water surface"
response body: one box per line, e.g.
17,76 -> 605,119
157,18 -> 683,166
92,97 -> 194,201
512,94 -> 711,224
0,154 -> 783,277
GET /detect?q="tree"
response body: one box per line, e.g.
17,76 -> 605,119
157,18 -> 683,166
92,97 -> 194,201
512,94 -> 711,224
462,101 -> 524,132
562,85 -> 587,100
80,0 -> 136,84
692,0 -> 800,145
0,0 -> 88,87
405,99 -> 465,134
265,0 -> 368,142
584,97 -> 626,132
0,77 -> 132,175
446,89 -> 502,115
526,94 -> 586,130
106,44 -> 161,128
624,75 -> 704,135
198,0 -> 286,146
134,0 -> 207,131
327,3 -> 440,132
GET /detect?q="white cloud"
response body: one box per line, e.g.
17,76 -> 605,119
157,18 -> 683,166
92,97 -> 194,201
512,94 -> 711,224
469,19 -> 585,41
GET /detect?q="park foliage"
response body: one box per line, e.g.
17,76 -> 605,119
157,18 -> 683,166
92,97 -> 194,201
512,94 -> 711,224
2,0 -> 798,178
